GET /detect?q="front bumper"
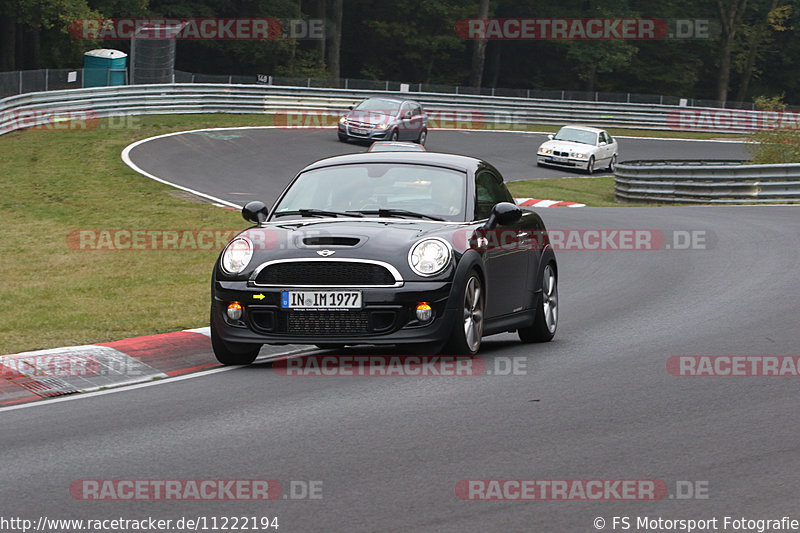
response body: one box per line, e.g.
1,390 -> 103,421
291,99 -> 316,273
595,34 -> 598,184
338,123 -> 393,141
537,154 -> 590,169
212,279 -> 457,346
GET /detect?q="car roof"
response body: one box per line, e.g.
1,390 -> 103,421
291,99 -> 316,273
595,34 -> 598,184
559,124 -> 606,133
368,141 -> 426,151
301,151 -> 483,173
360,96 -> 419,104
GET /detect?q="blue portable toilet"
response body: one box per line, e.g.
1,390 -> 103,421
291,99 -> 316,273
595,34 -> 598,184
83,49 -> 128,87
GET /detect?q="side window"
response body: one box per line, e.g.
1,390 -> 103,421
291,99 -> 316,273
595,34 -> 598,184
606,132 -> 614,144
412,103 -> 422,117
474,171 -> 513,220
598,132 -> 607,144
400,102 -> 412,118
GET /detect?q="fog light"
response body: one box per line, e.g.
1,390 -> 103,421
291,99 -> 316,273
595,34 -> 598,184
415,302 -> 433,322
227,301 -> 243,320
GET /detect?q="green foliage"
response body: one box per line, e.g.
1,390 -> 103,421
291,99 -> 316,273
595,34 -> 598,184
747,94 -> 800,163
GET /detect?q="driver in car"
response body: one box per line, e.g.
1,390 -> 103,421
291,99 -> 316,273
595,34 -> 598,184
430,175 -> 462,215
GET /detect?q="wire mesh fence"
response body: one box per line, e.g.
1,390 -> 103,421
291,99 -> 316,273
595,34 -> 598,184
0,67 -> 781,111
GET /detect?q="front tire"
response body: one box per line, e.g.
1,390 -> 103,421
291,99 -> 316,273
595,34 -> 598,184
390,129 -> 399,141
444,271 -> 484,355
417,129 -> 427,145
211,316 -> 261,365
586,156 -> 595,175
519,263 -> 557,343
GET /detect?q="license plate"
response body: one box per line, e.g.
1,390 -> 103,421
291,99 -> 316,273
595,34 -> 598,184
552,156 -> 568,163
352,128 -> 368,135
281,290 -> 362,309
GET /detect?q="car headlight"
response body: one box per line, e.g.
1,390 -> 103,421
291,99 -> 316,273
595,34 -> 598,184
408,238 -> 451,277
573,153 -> 588,159
339,116 -> 347,124
377,123 -> 388,130
220,237 -> 253,275
539,147 -> 551,155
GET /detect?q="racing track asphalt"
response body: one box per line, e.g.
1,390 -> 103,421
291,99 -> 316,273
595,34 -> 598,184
124,128 -> 750,206
1,129 -> 797,532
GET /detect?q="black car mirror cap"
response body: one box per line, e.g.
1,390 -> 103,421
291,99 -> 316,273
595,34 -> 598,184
484,202 -> 522,229
242,201 -> 269,224
348,105 -> 353,110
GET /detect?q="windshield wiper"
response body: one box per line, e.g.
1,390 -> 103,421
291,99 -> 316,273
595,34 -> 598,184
274,209 -> 362,218
555,137 -> 590,145
349,209 -> 445,221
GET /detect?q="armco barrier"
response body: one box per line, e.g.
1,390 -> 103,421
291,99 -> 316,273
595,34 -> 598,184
0,82 -> 786,137
614,160 -> 800,203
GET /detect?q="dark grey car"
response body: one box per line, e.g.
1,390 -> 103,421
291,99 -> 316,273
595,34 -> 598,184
338,97 -> 428,145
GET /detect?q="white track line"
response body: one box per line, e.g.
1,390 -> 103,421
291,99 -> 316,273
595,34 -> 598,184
0,346 -> 310,414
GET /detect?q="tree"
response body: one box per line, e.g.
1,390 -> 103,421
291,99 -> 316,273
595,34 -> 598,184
716,0 -> 749,104
327,0 -> 342,78
734,1 -> 791,102
468,0 -> 490,88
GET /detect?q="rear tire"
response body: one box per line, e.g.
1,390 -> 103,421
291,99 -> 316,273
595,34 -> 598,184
211,314 -> 261,365
519,263 -> 557,343
607,154 -> 617,172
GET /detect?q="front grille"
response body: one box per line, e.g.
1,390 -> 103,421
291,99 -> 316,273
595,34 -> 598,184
284,311 -> 370,335
554,150 -> 569,157
254,261 -> 397,286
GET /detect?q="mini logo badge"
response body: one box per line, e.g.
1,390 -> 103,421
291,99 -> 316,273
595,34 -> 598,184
316,249 -> 336,257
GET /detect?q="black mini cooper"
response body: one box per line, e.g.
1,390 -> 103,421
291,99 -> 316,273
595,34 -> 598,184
211,152 -> 558,364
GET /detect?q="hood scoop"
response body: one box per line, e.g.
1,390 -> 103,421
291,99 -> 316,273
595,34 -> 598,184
302,236 -> 361,247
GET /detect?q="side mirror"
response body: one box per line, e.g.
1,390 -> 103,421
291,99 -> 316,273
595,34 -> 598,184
348,105 -> 353,110
484,202 -> 522,229
242,201 -> 269,224
547,133 -> 554,140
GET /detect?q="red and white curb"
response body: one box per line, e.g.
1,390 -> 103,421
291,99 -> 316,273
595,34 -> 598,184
515,198 -> 585,208
0,328 -> 216,406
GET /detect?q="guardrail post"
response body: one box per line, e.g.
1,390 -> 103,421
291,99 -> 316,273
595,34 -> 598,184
345,78 -> 349,89
307,78 -> 311,87
228,75 -> 232,84
455,86 -> 459,94
626,93 -> 630,103
18,71 -> 22,95
385,80 -> 388,90
561,90 -> 565,100
660,95 -> 663,105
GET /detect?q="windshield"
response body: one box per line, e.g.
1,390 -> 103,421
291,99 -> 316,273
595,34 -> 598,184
273,163 -> 467,221
553,127 -> 598,145
354,99 -> 402,113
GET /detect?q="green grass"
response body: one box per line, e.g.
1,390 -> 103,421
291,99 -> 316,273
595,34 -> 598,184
0,114 -> 281,354
507,176 -> 620,206
0,112 -> 748,354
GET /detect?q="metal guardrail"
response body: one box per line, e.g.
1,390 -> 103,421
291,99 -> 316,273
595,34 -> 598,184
614,160 -> 800,203
0,82 -> 779,137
